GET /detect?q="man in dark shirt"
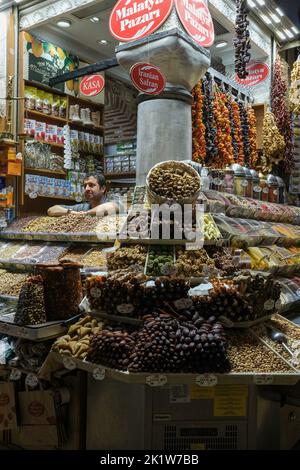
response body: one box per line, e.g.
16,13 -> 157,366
47,173 -> 121,217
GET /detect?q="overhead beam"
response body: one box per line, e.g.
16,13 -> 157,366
49,57 -> 119,86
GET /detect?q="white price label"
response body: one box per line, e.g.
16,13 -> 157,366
90,287 -> 101,298
116,303 -> 135,315
262,188 -> 269,194
254,375 -> 274,385
28,192 -> 38,199
241,179 -> 249,188
264,299 -> 275,311
195,374 -> 218,387
92,367 -> 106,381
10,369 -> 22,381
213,178 -> 222,186
25,373 -> 39,388
253,185 -> 262,193
173,298 -> 193,310
146,374 -> 167,387
62,356 -> 76,371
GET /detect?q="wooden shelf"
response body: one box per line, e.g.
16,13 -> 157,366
68,95 -> 104,108
105,172 -> 136,178
24,167 -> 66,176
25,194 -> 75,201
78,149 -> 104,157
69,121 -> 104,133
24,138 -> 64,149
25,109 -> 67,124
25,79 -> 66,97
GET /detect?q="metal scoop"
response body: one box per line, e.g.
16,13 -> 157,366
267,328 -> 294,356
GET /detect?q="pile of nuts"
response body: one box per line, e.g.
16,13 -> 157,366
0,271 -> 28,296
14,275 -> 46,325
206,247 -> 239,276
175,249 -> 214,277
59,245 -> 89,263
203,214 -> 221,240
148,164 -> 200,200
82,248 -> 107,268
107,246 -> 147,271
146,248 -> 174,276
52,315 -> 102,359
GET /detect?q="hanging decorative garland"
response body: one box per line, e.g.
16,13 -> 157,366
271,56 -> 294,172
213,89 -> 234,168
247,106 -> 258,167
238,101 -> 250,166
289,57 -> 300,116
192,82 -> 206,163
234,0 -> 251,79
231,98 -> 245,165
202,73 -> 218,166
226,94 -> 239,163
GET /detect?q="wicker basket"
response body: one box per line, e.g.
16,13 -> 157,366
146,160 -> 201,206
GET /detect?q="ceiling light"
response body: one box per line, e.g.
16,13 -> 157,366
285,29 -> 294,39
277,31 -> 286,41
292,26 -> 299,34
97,39 -> 108,45
215,40 -> 228,48
247,0 -> 255,7
256,0 -> 265,5
90,17 -> 100,23
276,8 -> 284,17
56,19 -> 72,28
270,14 -> 280,24
260,14 -> 272,25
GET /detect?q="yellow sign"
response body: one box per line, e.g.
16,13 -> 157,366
190,385 -> 215,400
214,385 -> 248,417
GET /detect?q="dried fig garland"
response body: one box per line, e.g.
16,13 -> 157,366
289,58 -> 300,115
247,106 -> 258,167
271,56 -> 294,172
262,111 -> 285,167
192,82 -> 206,163
234,0 -> 251,79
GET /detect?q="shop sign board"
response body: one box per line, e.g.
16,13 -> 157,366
109,0 -> 174,42
175,0 -> 214,47
130,62 -> 166,94
235,61 -> 269,87
80,75 -> 105,97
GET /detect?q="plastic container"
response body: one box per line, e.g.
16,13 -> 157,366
231,164 -> 247,196
259,174 -> 269,202
223,167 -> 234,194
200,167 -> 210,191
267,174 -> 279,204
250,169 -> 261,200
276,176 -> 286,204
244,167 -> 253,198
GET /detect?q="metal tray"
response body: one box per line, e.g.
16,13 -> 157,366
0,313 -> 81,341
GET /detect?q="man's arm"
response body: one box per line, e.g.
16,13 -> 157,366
86,201 -> 119,216
47,205 -> 70,217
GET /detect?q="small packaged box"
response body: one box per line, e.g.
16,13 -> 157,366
35,122 -> 46,141
57,127 -> 64,145
24,119 -> 36,137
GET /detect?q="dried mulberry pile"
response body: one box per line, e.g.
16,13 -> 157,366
192,82 -> 206,163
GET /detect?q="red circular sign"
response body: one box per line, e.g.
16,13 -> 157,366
130,63 -> 166,95
80,75 -> 105,97
235,61 -> 269,87
28,400 -> 45,417
109,0 -> 174,42
175,0 -> 214,47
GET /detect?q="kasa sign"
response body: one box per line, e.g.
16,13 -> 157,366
80,75 -> 105,97
235,61 -> 269,87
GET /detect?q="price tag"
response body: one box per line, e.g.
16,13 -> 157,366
161,263 -> 177,276
253,185 -> 262,193
241,179 -> 249,188
62,356 -> 76,371
116,303 -> 135,315
146,374 -> 167,387
262,187 -> 269,194
195,374 -> 218,387
25,373 -> 39,388
273,190 -> 278,196
10,369 -> 22,381
213,178 -> 222,186
90,287 -> 101,298
254,375 -> 274,385
173,298 -> 193,310
28,192 -> 38,199
75,195 -> 83,203
92,367 -> 106,381
264,299 -> 275,311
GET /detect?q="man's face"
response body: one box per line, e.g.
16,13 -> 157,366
83,176 -> 105,203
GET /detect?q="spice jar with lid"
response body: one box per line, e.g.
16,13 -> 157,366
276,176 -> 286,204
231,163 -> 247,196
210,169 -> 225,192
244,167 -> 253,198
250,169 -> 261,200
259,173 -> 269,202
267,174 -> 279,203
223,167 -> 235,194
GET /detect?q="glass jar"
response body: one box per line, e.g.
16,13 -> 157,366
276,176 -> 286,204
210,169 -> 225,192
244,167 -> 253,198
250,169 -> 261,200
231,163 -> 247,196
259,174 -> 269,202
267,174 -> 279,203
223,168 -> 235,194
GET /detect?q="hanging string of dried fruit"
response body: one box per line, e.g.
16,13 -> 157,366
262,111 -> 285,170
202,72 -> 218,165
289,57 -> 300,115
231,98 -> 244,165
247,106 -> 258,167
234,0 -> 251,79
271,55 -> 293,172
192,81 -> 206,163
225,92 -> 239,163
213,88 -> 234,168
238,101 -> 250,166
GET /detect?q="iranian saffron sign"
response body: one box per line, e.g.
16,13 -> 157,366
175,0 -> 214,47
109,0 -> 173,42
130,63 -> 166,94
235,61 -> 269,87
80,75 -> 105,97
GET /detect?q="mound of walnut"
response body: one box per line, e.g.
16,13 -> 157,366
148,165 -> 199,200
